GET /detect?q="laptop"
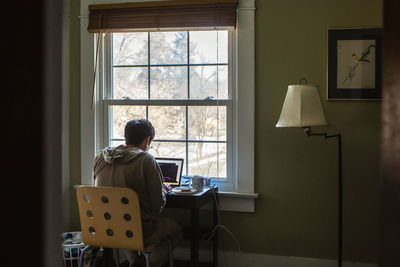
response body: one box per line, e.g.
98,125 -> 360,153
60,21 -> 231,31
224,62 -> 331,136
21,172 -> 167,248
155,157 -> 184,187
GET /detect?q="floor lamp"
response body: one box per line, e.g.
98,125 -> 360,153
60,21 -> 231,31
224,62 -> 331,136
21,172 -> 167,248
276,79 -> 343,267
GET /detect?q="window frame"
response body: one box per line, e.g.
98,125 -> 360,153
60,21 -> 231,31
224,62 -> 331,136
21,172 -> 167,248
80,0 -> 256,211
99,30 -> 235,190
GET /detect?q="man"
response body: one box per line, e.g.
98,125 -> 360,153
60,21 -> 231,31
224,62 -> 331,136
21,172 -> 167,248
93,119 -> 182,267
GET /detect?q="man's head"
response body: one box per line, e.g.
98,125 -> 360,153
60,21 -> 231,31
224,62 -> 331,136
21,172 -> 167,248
124,119 -> 155,150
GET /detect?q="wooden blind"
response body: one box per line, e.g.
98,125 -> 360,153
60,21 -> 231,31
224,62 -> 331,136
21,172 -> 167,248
87,0 -> 238,33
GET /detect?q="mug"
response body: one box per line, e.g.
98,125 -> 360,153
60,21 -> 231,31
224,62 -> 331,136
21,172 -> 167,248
191,175 -> 204,191
203,177 -> 211,187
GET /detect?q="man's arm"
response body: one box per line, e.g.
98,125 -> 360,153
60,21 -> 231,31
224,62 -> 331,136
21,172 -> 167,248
93,152 -> 105,184
143,155 -> 166,213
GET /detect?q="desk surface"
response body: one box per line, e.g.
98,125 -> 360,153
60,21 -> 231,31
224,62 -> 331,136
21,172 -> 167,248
166,187 -> 217,209
168,187 -> 213,197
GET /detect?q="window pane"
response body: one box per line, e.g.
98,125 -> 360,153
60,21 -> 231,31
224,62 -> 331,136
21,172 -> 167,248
190,66 -> 216,99
110,140 -> 125,147
150,32 -> 187,65
148,106 -> 186,140
190,31 -> 228,64
218,66 -> 228,99
110,106 -> 147,139
190,66 -> 228,99
150,67 -> 187,99
149,142 -> 187,167
188,106 -> 226,141
113,33 -> 148,65
113,67 -> 148,99
188,143 -> 226,178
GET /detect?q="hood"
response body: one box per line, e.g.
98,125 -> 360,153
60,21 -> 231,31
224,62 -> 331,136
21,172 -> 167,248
102,145 -> 145,164
93,145 -> 146,181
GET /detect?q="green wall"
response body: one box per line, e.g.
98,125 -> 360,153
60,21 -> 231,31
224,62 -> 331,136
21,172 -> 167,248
218,0 -> 382,263
68,0 -> 382,263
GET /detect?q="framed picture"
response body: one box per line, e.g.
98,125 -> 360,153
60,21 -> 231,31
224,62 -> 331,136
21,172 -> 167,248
327,28 -> 383,100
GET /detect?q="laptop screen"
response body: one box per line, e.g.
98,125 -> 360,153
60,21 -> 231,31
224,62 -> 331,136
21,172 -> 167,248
156,158 -> 184,186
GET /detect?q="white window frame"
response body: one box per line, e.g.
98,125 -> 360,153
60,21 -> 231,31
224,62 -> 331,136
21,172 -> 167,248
99,30 -> 234,190
80,0 -> 257,211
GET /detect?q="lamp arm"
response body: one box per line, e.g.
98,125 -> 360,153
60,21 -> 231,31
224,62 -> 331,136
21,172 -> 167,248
303,126 -> 340,139
302,126 -> 343,267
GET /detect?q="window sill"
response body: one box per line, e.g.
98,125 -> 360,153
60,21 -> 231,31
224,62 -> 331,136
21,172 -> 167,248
217,191 -> 259,212
218,191 -> 259,199
75,184 -> 258,212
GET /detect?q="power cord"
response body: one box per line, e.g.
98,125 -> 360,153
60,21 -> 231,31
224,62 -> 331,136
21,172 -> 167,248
200,187 -> 244,266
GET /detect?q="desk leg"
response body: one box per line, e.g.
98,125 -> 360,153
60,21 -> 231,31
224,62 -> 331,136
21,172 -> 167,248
103,247 -> 114,267
213,189 -> 219,267
191,207 -> 200,266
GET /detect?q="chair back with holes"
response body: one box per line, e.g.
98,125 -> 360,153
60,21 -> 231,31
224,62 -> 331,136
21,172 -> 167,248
76,186 -> 145,251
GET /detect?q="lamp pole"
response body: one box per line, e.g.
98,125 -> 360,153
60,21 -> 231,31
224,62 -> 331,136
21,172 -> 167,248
303,127 -> 343,267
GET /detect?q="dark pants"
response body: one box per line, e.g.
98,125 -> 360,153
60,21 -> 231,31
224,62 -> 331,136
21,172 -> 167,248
125,217 -> 182,267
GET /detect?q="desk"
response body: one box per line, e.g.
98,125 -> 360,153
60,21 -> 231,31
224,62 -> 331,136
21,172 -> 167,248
166,186 -> 219,267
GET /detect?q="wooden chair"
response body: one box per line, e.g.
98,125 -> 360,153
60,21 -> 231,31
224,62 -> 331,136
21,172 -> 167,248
76,185 -> 174,267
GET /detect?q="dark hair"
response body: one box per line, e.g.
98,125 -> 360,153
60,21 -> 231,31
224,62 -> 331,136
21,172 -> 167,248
124,119 -> 155,146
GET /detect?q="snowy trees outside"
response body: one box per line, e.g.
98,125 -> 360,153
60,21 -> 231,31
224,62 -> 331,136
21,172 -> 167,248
110,31 -> 228,178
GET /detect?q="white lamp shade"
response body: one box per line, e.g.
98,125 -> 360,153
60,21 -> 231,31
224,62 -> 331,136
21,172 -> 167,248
276,85 -> 328,127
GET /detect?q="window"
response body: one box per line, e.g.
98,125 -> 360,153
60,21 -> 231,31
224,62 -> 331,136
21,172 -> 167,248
100,30 -> 232,180
82,0 -> 256,207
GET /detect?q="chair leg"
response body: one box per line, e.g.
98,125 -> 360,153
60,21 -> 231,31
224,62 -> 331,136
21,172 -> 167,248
78,246 -> 91,267
167,239 -> 174,267
116,248 -> 120,267
143,252 -> 150,267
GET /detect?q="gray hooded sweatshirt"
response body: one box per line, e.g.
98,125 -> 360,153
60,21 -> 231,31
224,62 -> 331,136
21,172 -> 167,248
93,145 -> 167,239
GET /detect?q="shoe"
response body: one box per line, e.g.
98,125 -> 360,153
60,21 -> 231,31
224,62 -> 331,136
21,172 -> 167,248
129,262 -> 146,267
129,254 -> 146,267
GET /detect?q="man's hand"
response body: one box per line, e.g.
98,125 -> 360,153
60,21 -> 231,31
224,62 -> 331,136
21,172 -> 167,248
162,183 -> 172,192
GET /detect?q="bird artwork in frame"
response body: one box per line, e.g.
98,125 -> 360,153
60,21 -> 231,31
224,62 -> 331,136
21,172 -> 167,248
327,28 -> 383,100
339,41 -> 376,88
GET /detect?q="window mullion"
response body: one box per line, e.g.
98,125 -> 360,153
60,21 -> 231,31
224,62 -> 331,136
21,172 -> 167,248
226,29 -> 234,186
105,34 -> 113,147
185,105 -> 189,176
112,63 -> 228,68
104,99 -> 229,106
187,31 -> 190,99
100,33 -> 112,148
147,32 -> 151,120
186,31 -> 190,175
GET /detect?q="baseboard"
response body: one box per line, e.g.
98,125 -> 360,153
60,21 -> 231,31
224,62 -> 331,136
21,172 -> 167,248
173,248 -> 377,267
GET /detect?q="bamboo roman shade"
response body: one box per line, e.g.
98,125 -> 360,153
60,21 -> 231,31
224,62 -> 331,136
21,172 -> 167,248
87,0 -> 238,33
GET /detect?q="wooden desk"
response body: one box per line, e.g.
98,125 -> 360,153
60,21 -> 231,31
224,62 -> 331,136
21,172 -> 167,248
166,186 -> 219,267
